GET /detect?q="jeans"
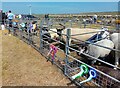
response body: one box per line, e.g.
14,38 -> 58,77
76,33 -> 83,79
86,34 -> 102,43
8,19 -> 13,27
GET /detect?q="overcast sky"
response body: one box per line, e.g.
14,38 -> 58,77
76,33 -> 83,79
1,0 -> 120,2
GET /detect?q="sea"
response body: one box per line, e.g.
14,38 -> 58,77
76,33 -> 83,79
1,2 -> 119,14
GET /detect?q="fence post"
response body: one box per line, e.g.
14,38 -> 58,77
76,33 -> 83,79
84,20 -> 86,28
28,18 -> 31,45
18,22 -> 22,39
39,19 -> 44,53
20,28 -> 23,40
69,19 -> 72,28
12,23 -> 15,35
64,28 -> 71,75
27,20 -> 30,45
28,31 -> 30,44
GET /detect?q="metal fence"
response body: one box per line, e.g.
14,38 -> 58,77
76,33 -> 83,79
7,17 -> 120,87
48,16 -> 117,30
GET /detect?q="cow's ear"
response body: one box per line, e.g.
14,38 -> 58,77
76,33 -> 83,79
83,47 -> 87,51
61,28 -> 64,31
84,47 -> 87,51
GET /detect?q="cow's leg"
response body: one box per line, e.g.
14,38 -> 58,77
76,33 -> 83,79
68,39 -> 71,54
114,45 -> 119,69
114,52 -> 119,70
91,60 -> 96,65
115,51 -> 119,66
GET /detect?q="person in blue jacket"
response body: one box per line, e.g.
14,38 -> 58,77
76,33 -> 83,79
7,10 -> 15,33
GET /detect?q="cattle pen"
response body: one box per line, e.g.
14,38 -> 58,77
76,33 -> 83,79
5,17 -> 120,87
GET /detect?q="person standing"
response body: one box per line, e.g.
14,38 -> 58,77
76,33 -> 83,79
2,11 -> 6,25
45,14 -> 49,25
0,10 -> 7,30
18,14 -> 22,22
0,10 -> 2,23
93,14 -> 97,24
7,10 -> 15,33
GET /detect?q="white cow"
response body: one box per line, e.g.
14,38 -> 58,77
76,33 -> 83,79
79,39 -> 114,64
61,28 -> 100,42
110,33 -> 120,67
47,28 -> 100,45
48,28 -> 100,52
49,28 -> 59,39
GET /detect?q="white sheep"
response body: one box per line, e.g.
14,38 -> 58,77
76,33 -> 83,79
110,33 -> 120,67
49,28 -> 59,39
48,28 -> 100,52
49,28 -> 100,42
79,39 -> 114,64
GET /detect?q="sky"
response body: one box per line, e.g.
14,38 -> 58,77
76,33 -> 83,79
1,0 -> 120,2
1,2 -> 118,14
0,1 -> 119,14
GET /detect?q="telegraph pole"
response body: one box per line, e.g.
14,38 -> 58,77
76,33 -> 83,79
28,4 -> 32,15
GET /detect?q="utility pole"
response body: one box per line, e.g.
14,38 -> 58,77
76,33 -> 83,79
28,4 -> 32,15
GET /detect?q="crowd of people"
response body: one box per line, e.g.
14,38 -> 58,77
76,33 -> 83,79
82,14 -> 98,25
0,9 -> 119,36
0,10 -> 39,34
0,10 -> 22,25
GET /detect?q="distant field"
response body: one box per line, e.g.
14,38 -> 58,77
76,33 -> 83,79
33,11 -> 119,18
33,11 -> 117,30
77,11 -> 119,15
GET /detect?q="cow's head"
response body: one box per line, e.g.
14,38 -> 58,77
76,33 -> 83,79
56,23 -> 65,37
41,26 -> 51,43
77,43 -> 88,56
56,28 -> 63,36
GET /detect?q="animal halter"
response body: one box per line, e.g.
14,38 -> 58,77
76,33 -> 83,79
20,23 -> 25,28
71,64 -> 97,84
72,64 -> 89,79
47,44 -> 58,60
80,68 -> 97,84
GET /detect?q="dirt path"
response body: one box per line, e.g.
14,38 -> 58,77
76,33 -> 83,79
0,29 -> 2,87
2,30 -> 72,86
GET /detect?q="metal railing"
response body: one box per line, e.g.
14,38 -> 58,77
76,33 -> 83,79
7,17 -> 120,87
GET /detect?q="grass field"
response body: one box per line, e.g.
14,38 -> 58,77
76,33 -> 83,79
1,29 -> 74,86
1,27 -> 100,86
